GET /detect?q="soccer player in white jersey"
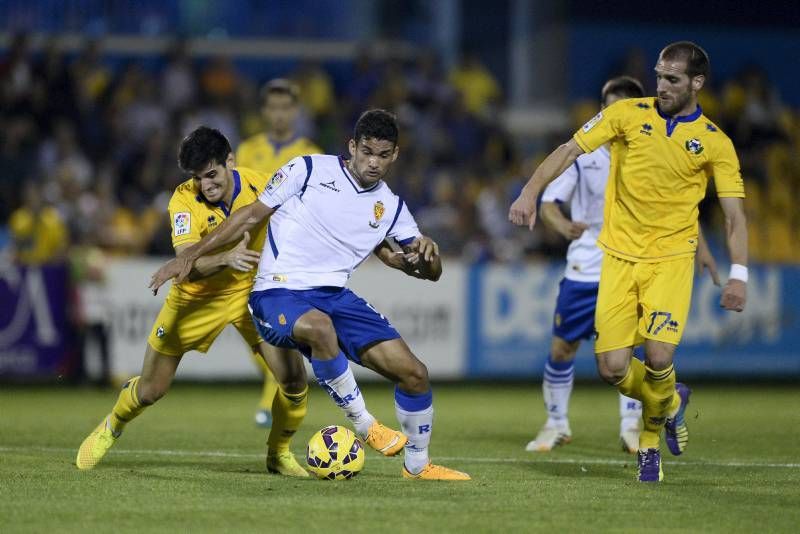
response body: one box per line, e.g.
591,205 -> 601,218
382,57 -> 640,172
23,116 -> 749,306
151,110 -> 470,480
527,77 -> 646,454
527,76 -> 720,454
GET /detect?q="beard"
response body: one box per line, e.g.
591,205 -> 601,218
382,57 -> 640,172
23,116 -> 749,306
658,91 -> 692,115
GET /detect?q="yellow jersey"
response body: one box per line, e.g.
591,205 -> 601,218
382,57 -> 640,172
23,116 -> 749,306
235,133 -> 319,176
574,97 -> 744,262
168,167 -> 269,298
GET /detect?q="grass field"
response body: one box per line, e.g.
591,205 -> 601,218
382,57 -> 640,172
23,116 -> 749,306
1,382 -> 798,533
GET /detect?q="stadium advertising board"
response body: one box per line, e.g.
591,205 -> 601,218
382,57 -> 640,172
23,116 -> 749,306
0,263 -> 73,379
467,263 -> 800,379
105,258 -> 465,381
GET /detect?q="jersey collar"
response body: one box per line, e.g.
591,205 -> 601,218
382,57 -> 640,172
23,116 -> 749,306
338,156 -> 382,194
266,133 -> 300,154
656,103 -> 703,137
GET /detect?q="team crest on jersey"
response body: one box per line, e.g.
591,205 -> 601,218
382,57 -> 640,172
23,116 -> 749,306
265,169 -> 287,195
278,314 -> 287,326
174,212 -> 190,236
369,201 -> 385,229
156,325 -> 166,338
685,138 -> 704,155
581,111 -> 603,133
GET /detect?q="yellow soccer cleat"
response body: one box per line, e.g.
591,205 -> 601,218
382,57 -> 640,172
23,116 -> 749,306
402,462 -> 471,481
76,415 -> 118,470
267,451 -> 310,478
364,420 -> 407,457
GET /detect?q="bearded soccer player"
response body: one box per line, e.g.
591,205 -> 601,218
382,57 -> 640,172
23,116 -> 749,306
76,128 -> 314,476
236,79 -> 321,428
510,42 -> 747,482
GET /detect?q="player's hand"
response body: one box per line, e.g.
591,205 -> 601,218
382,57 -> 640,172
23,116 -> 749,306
509,191 -> 538,230
696,245 -> 721,286
224,232 -> 260,272
559,221 -> 589,240
408,235 -> 439,263
720,279 -> 746,312
149,255 -> 194,295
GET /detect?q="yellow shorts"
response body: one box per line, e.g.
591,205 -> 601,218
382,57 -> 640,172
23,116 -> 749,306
594,253 -> 694,353
147,288 -> 261,356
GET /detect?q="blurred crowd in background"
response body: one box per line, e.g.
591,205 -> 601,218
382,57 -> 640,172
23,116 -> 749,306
2,31 -> 799,277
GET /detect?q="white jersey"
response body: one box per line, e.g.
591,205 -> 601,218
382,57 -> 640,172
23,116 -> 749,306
540,145 -> 609,282
254,154 -> 420,290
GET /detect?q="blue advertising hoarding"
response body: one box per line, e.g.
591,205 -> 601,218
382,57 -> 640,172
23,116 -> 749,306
467,263 -> 800,379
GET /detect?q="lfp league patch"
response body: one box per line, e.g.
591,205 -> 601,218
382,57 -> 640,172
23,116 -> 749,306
265,169 -> 288,195
174,212 -> 191,236
582,111 -> 603,133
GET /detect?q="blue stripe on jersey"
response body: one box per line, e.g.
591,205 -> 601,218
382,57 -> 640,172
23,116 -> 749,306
267,224 -> 279,258
299,156 -> 313,198
385,199 -> 405,239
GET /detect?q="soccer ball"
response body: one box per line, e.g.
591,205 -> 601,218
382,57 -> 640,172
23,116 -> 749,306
306,425 -> 365,480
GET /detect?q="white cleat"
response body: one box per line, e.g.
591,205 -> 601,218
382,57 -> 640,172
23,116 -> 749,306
525,424 -> 572,452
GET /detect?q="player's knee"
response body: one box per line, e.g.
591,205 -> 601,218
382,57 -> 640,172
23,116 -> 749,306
596,358 -> 626,385
645,348 -> 674,370
294,312 -> 337,353
137,381 -> 168,406
551,340 -> 578,362
401,359 -> 429,393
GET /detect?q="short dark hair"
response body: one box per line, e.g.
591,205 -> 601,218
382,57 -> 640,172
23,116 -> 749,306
353,109 -> 399,145
601,76 -> 645,104
660,41 -> 710,78
178,126 -> 232,174
260,78 -> 299,104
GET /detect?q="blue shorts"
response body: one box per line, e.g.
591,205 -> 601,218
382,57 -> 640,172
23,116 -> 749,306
553,278 -> 599,342
248,287 -> 401,365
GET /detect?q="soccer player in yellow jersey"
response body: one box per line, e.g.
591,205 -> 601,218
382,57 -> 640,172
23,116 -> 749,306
236,78 -> 321,427
76,127 -> 312,476
509,42 -> 748,482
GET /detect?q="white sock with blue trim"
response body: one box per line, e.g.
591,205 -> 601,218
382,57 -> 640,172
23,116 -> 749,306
395,387 -> 433,475
311,351 -> 375,437
543,355 -> 574,428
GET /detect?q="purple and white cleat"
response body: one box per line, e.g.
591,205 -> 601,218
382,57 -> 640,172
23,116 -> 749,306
665,383 -> 691,456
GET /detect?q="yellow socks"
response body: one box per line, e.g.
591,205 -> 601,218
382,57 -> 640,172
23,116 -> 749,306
267,386 -> 308,454
109,376 -> 146,435
614,357 -> 646,401
640,364 -> 676,449
252,352 -> 279,411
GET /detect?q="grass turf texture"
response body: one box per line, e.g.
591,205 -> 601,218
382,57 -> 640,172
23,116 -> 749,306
1,383 -> 798,533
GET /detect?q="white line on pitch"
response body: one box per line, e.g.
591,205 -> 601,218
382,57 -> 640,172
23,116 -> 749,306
1,446 -> 798,469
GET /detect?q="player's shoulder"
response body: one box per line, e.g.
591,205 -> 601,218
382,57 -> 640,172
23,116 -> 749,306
170,177 -> 202,208
610,97 -> 656,117
237,133 -> 266,152
697,114 -> 734,144
296,137 -> 322,154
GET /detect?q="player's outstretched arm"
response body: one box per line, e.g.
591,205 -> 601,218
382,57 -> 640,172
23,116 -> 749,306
718,197 -> 748,312
695,226 -> 720,286
540,201 -> 588,241
179,231 -> 261,281
509,139 -> 584,231
149,201 -> 273,293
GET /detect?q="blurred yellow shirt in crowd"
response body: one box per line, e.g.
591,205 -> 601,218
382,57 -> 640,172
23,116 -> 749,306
236,134 -> 319,177
574,97 -> 745,262
9,206 -> 68,265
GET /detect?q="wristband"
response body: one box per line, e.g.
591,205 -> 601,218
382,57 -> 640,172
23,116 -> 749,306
729,264 -> 748,283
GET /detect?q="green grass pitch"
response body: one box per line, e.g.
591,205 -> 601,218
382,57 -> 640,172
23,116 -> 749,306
1,382 -> 798,533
